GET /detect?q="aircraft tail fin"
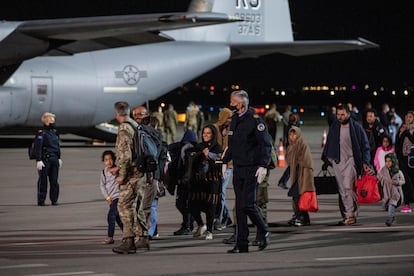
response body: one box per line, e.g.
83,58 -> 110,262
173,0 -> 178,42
165,0 -> 293,44
164,0 -> 378,58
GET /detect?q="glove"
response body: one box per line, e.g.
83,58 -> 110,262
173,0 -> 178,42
222,163 -> 227,179
36,161 -> 45,170
255,167 -> 267,184
59,159 -> 63,168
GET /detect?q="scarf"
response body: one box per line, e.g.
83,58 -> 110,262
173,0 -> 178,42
286,126 -> 314,193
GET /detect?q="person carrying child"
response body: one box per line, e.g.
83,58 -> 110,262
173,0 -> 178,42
99,150 -> 123,244
377,153 -> 405,226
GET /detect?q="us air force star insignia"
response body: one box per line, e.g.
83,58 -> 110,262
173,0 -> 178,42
114,65 -> 148,86
257,123 -> 265,131
123,65 -> 139,85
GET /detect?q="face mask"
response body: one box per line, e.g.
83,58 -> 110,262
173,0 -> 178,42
228,105 -> 238,113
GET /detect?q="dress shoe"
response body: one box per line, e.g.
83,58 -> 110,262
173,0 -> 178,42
222,234 -> 236,244
37,202 -> 45,206
257,231 -> 270,251
51,202 -> 58,206
227,245 -> 248,253
278,182 -> 288,189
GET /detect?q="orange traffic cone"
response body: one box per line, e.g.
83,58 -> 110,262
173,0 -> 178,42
321,129 -> 327,149
277,138 -> 287,168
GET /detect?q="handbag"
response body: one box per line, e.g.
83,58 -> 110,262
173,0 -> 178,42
356,173 -> 381,203
299,191 -> 319,212
314,169 -> 338,195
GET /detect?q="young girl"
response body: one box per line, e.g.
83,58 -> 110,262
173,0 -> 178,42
377,153 -> 405,226
373,135 -> 395,173
286,126 -> 316,226
99,150 -> 123,244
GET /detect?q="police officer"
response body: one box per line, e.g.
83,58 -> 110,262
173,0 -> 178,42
222,90 -> 272,253
35,112 -> 62,206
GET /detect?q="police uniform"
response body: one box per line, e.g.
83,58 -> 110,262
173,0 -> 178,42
223,108 -> 272,252
35,125 -> 61,205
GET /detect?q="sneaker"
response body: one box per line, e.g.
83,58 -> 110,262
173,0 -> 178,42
293,219 -> 310,227
193,225 -> 207,238
400,205 -> 412,213
205,231 -> 213,240
213,221 -> 223,231
385,216 -> 395,227
173,227 -> 192,236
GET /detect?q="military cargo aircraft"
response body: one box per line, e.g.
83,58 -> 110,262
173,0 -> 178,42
0,0 -> 377,141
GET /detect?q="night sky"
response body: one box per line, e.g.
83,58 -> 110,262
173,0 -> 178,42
1,1 -> 413,94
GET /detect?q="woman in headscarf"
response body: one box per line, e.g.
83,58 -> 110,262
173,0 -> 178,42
286,126 -> 315,226
184,125 -> 222,240
395,111 -> 414,213
377,153 -> 405,226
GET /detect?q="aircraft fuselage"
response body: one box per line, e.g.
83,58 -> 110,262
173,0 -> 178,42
0,41 -> 230,128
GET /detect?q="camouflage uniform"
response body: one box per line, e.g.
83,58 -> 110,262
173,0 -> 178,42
185,106 -> 199,134
116,118 -> 145,239
164,108 -> 178,144
134,176 -> 156,239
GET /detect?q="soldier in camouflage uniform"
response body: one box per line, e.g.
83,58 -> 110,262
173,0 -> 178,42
111,101 -> 146,254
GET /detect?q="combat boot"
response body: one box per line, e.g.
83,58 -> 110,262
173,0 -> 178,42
135,236 -> 150,251
112,237 -> 136,254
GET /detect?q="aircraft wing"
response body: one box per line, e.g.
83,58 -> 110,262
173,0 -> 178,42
230,38 -> 379,58
0,12 -> 239,66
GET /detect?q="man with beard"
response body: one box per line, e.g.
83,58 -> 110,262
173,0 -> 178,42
322,105 -> 372,225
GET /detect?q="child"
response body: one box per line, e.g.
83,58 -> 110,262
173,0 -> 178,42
99,150 -> 123,244
286,126 -> 316,226
373,135 -> 394,173
377,153 -> 405,226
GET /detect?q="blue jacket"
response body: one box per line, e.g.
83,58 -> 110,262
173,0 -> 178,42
322,118 -> 371,177
223,109 -> 271,168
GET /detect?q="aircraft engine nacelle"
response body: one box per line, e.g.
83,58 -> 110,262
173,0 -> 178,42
0,86 -> 30,127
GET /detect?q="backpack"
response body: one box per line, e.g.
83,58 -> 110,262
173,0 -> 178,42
408,145 -> 414,168
126,122 -> 159,173
28,130 -> 43,160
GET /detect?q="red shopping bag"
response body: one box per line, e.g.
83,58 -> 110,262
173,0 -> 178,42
356,173 -> 381,203
299,191 -> 319,212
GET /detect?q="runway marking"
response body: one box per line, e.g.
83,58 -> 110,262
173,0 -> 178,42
0,264 -> 48,269
319,225 -> 414,232
316,254 -> 414,261
25,272 -> 97,276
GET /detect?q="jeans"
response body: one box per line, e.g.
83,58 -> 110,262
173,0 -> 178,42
149,198 -> 158,237
108,198 -> 123,237
218,168 -> 232,223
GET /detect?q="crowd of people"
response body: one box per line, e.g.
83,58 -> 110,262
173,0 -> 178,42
33,95 -> 414,255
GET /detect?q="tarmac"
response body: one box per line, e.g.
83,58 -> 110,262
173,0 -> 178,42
0,125 -> 413,276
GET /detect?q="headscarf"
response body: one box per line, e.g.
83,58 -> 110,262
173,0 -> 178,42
181,130 -> 197,144
385,152 -> 399,176
201,124 -> 221,154
286,126 -> 314,193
